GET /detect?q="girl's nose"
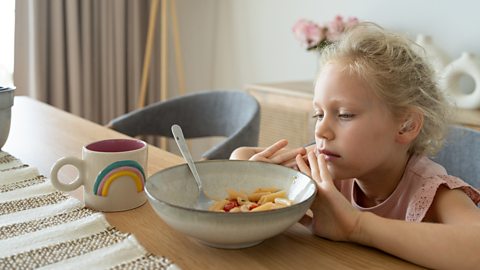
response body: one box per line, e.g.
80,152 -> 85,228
315,118 -> 335,141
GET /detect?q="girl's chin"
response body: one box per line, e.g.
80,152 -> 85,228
327,167 -> 352,181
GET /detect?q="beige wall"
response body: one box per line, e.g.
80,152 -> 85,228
174,0 -> 480,92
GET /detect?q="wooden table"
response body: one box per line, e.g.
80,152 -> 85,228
3,96 -> 423,269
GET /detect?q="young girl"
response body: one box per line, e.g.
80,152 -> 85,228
231,23 -> 480,269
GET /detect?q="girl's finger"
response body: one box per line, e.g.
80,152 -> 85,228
308,151 -> 320,183
274,147 -> 306,164
256,139 -> 288,158
296,154 -> 311,177
318,154 -> 332,184
282,159 -> 298,168
282,151 -> 308,167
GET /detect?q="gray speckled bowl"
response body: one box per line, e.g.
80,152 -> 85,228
0,86 -> 15,149
145,160 -> 316,249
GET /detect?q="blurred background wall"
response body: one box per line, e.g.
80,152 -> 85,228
174,0 -> 480,91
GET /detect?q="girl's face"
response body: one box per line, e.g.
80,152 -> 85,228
313,63 -> 405,181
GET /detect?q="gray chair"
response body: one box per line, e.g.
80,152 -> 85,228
431,125 -> 480,188
108,90 -> 260,160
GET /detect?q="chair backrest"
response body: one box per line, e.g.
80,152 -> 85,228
430,125 -> 480,188
109,90 -> 260,160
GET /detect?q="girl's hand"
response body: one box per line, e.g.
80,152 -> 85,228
250,139 -> 306,169
296,152 -> 362,241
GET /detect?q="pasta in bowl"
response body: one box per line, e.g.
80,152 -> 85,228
209,187 -> 293,212
145,160 -> 316,249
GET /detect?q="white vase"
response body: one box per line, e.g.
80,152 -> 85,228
441,52 -> 480,109
415,34 -> 450,77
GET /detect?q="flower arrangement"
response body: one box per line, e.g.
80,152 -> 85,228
292,15 -> 359,52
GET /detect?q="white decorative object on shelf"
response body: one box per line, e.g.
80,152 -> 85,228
415,34 -> 480,109
416,34 -> 450,74
441,53 -> 480,109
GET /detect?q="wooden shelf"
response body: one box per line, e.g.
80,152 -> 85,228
245,81 -> 314,98
246,81 -> 316,147
453,107 -> 480,129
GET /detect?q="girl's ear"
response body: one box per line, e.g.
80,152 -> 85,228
395,109 -> 423,145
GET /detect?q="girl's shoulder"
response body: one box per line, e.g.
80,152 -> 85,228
405,156 -> 480,222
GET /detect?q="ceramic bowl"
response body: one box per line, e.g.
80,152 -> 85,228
145,160 -> 316,249
0,86 -> 15,149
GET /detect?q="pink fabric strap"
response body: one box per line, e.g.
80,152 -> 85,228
406,175 -> 480,222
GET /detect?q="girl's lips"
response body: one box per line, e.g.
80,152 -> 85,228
318,149 -> 341,158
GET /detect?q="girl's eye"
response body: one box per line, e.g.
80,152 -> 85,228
339,113 -> 355,119
312,113 -> 323,120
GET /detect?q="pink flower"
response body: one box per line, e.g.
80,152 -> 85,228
345,16 -> 359,29
326,15 -> 359,41
292,19 -> 326,50
293,15 -> 360,52
326,15 -> 345,41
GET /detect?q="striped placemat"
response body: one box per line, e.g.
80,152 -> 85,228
0,151 -> 180,270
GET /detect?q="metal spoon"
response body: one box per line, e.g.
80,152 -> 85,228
171,124 -> 212,210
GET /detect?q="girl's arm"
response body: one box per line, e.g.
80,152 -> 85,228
230,139 -> 308,168
296,153 -> 480,270
353,189 -> 480,270
229,146 -> 265,160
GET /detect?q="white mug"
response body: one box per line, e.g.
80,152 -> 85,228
50,138 -> 148,212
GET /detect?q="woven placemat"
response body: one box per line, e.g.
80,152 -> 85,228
0,151 -> 180,270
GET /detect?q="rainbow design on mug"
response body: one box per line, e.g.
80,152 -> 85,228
93,160 -> 145,197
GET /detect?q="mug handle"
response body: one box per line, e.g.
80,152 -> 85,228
50,156 -> 85,192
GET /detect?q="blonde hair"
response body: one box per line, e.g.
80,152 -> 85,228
318,22 -> 449,156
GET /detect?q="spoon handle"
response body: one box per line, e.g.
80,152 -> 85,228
171,124 -> 203,190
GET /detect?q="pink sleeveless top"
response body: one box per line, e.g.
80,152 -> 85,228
337,155 -> 480,222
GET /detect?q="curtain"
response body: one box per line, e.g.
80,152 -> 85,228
14,0 -> 171,124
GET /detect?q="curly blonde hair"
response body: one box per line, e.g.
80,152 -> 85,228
317,22 -> 449,156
